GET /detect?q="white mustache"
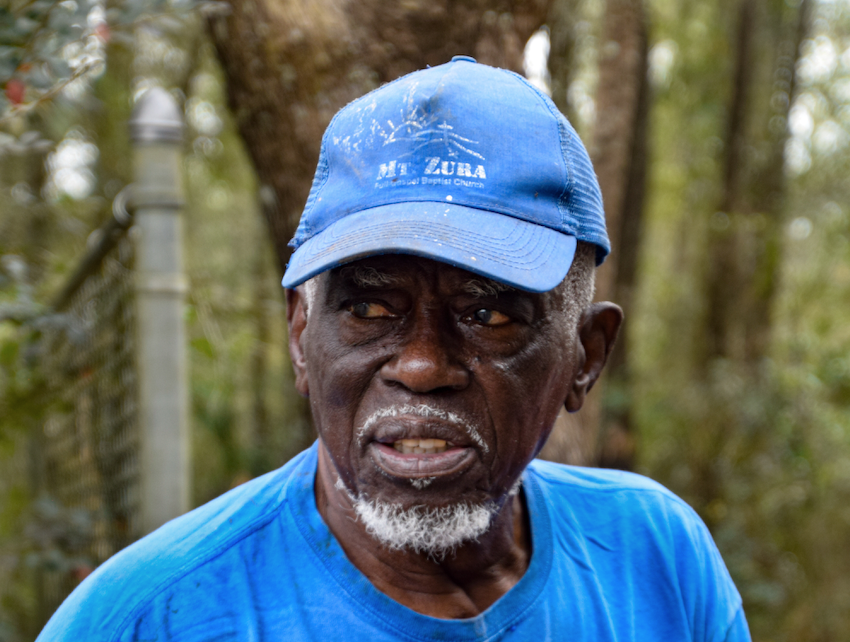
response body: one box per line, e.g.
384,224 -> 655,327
356,404 -> 488,453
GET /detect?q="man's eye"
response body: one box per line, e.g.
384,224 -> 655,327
348,302 -> 395,318
471,309 -> 511,327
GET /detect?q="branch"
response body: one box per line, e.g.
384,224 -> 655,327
0,59 -> 100,125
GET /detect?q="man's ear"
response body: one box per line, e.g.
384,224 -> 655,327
286,288 -> 310,398
565,302 -> 623,413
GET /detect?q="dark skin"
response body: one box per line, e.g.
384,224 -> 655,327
287,255 -> 622,619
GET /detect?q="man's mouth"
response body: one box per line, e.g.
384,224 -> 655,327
356,404 -> 488,453
369,440 -> 476,479
390,438 -> 452,454
357,405 -> 485,482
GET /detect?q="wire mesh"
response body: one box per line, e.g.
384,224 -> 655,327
36,231 -> 139,615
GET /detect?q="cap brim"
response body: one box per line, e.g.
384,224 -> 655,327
281,202 -> 577,293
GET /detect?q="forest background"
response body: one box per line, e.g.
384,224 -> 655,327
1,0 -> 849,639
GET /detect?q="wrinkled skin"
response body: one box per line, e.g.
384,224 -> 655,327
287,255 -> 622,618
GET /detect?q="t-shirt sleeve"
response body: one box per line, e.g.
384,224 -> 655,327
36,569 -> 123,641
667,499 -> 751,642
722,608 -> 752,642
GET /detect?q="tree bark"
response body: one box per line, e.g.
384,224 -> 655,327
249,211 -> 271,475
694,0 -> 812,519
542,0 -> 648,469
206,0 -> 552,276
702,0 -> 811,369
596,21 -> 650,470
592,0 -> 648,305
703,0 -> 756,365
545,0 -> 581,122
740,0 -> 811,363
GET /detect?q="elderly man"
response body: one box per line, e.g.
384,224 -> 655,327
40,58 -> 750,641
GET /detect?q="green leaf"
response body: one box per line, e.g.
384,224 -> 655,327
14,17 -> 40,36
24,65 -> 52,89
47,7 -> 74,32
0,61 -> 17,83
153,14 -> 184,34
0,340 -> 19,368
0,9 -> 15,32
191,336 -> 216,359
46,55 -> 70,78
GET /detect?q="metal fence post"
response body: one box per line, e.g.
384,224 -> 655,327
130,88 -> 190,534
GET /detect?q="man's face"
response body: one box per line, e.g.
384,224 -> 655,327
290,255 -> 588,512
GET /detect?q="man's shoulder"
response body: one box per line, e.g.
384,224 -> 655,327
527,457 -> 683,497
38,446 -> 318,641
526,459 -> 746,641
525,458 -> 705,535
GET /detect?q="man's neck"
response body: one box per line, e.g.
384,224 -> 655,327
314,445 -> 532,619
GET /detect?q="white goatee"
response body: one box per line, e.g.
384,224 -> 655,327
335,479 -> 499,559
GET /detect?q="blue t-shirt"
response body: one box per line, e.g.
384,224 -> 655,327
38,443 -> 750,641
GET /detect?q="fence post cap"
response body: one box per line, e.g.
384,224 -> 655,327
130,87 -> 183,144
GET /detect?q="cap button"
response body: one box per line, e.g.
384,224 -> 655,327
451,55 -> 477,63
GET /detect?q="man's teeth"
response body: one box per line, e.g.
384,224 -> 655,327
392,438 -> 450,454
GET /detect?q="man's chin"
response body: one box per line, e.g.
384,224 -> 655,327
334,478 -> 523,559
354,495 -> 497,559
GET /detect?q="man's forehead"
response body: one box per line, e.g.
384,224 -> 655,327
330,255 -> 520,295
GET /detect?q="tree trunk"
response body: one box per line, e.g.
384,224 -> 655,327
694,0 -> 812,518
545,0 -> 581,122
206,0 -> 553,277
249,210 -> 271,475
740,0 -> 811,363
703,0 -> 756,365
541,0 -> 649,468
702,0 -> 810,369
597,21 -> 650,470
591,0 -> 648,306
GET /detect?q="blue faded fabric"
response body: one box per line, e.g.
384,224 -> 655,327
282,58 -> 608,293
38,443 -> 750,642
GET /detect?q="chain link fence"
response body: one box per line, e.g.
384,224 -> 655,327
33,225 -> 140,618
0,88 -> 188,637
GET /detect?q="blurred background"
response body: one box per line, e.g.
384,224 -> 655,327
1,0 -> 849,639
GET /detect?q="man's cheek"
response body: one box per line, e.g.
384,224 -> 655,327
322,356 -> 380,411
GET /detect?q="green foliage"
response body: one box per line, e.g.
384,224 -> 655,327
1,496 -> 94,640
634,0 -> 850,638
0,0 -> 230,158
0,0 -> 848,639
0,261 -> 53,641
0,0 -> 91,91
0,258 -> 48,445
180,41 -> 313,503
0,3 -> 240,637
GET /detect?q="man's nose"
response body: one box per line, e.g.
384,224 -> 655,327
380,316 -> 470,393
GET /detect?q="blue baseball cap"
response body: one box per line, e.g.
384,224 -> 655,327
282,56 -> 609,293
